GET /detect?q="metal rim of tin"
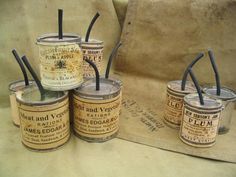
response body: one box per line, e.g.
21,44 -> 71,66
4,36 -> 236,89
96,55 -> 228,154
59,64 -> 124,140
36,33 -> 81,44
167,80 -> 196,95
9,80 -> 34,92
203,86 -> 236,101
184,93 -> 222,111
100,76 -> 123,87
16,85 -> 68,106
81,38 -> 103,46
74,78 -> 121,100
74,130 -> 118,143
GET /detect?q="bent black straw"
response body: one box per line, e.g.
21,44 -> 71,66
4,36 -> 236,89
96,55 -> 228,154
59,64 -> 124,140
181,53 -> 204,90
85,58 -> 100,90
12,49 -> 29,86
85,12 -> 100,42
208,49 -> 221,96
105,42 -> 122,79
21,56 -> 46,100
58,9 -> 63,39
188,68 -> 204,105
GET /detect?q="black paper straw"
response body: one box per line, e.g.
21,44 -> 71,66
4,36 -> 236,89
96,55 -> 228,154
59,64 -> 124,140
58,9 -> 63,39
85,58 -> 100,90
12,49 -> 29,86
181,53 -> 204,90
188,68 -> 204,105
105,42 -> 122,79
85,12 -> 100,42
21,56 -> 46,100
208,49 -> 221,96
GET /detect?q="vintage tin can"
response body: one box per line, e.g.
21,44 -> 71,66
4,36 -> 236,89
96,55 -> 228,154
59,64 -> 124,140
16,85 -> 70,151
36,33 -> 83,91
73,78 -> 122,142
81,39 -> 103,78
163,80 -> 196,128
203,86 -> 236,134
8,80 -> 34,127
180,93 -> 222,147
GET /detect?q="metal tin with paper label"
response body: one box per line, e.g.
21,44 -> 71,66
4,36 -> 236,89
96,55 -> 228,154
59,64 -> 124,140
163,80 -> 196,128
73,78 -> 122,142
36,33 -> 83,91
180,93 -> 222,147
81,39 -> 103,79
16,85 -> 70,151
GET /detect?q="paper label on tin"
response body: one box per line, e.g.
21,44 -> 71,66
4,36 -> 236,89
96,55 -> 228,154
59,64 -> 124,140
180,106 -> 221,146
73,94 -> 121,139
38,43 -> 83,89
82,46 -> 103,78
164,91 -> 184,127
18,98 -> 70,150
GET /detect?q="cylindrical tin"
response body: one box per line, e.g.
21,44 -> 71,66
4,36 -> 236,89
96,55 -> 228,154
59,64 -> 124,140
180,93 -> 222,147
73,78 -> 122,142
36,33 -> 83,91
81,39 -> 103,79
203,86 -> 236,134
8,80 -> 34,127
16,85 -> 70,151
163,80 -> 196,128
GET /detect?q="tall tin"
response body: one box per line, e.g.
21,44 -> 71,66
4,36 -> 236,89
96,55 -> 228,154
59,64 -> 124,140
16,85 -> 70,151
203,86 -> 236,134
8,80 -> 34,127
73,78 -> 122,142
81,39 -> 103,78
36,33 -> 83,91
180,94 -> 222,147
163,80 -> 196,128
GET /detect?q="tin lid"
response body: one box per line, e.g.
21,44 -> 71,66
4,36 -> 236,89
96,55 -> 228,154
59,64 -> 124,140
36,33 -> 81,44
9,80 -> 34,92
16,85 -> 67,105
81,38 -> 103,45
184,93 -> 222,110
167,80 -> 196,94
74,78 -> 121,99
203,86 -> 236,101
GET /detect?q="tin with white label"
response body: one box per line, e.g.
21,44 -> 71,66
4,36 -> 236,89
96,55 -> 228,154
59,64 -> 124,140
203,86 -> 236,134
8,80 -> 34,127
81,39 -> 103,78
16,85 -> 70,151
163,80 -> 196,128
73,78 -> 122,142
36,33 -> 83,91
180,93 -> 222,147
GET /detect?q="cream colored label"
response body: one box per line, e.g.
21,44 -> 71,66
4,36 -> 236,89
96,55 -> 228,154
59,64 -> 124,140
180,106 -> 221,146
82,46 -> 103,78
73,94 -> 121,138
18,98 -> 70,150
164,90 -> 184,126
9,93 -> 20,126
39,43 -> 83,89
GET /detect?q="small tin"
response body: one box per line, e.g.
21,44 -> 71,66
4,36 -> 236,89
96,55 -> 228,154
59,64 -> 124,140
203,86 -> 236,134
16,85 -> 70,151
36,33 -> 83,91
73,78 -> 122,142
81,39 -> 104,78
8,80 -> 34,127
180,93 -> 222,147
163,80 -> 196,128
